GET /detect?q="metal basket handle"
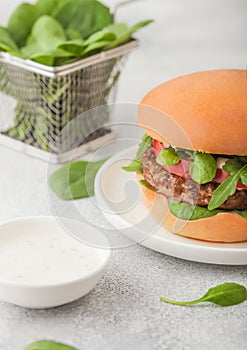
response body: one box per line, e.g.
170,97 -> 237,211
110,0 -> 141,18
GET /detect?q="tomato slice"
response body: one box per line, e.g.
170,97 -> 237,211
162,159 -> 191,178
152,139 -> 165,153
212,168 -> 247,190
152,139 -> 247,189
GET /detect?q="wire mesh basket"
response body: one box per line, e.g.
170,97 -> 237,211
0,40 -> 137,162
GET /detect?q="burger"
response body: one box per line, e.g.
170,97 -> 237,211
124,69 -> 247,243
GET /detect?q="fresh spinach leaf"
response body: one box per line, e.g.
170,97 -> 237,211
190,152 -> 217,184
160,283 -> 247,307
66,28 -> 83,40
223,158 -> 243,175
30,49 -> 72,66
25,339 -> 77,350
156,148 -> 181,167
123,134 -> 152,174
122,159 -> 142,174
168,200 -> 247,220
8,3 -> 42,47
240,168 -> 247,186
168,201 -> 224,220
175,147 -> 193,159
36,0 -> 59,14
49,159 -> 106,200
57,39 -> 84,56
83,30 -> 116,46
53,0 -> 113,39
136,134 -> 153,159
21,15 -> 67,57
0,27 -> 18,53
238,156 -> 247,165
82,40 -> 112,56
106,23 -> 129,37
105,19 -> 153,50
223,158 -> 247,186
234,210 -> 247,219
168,201 -> 222,220
139,180 -> 155,192
208,164 -> 247,210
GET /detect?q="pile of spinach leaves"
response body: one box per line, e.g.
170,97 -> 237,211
0,0 -> 153,66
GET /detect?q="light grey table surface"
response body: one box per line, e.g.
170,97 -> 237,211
0,0 -> 247,349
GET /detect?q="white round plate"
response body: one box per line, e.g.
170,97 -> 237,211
0,216 -> 111,309
94,147 -> 247,265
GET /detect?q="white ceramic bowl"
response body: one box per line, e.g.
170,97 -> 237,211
0,216 -> 111,309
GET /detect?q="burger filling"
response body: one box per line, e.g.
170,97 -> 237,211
123,134 -> 247,220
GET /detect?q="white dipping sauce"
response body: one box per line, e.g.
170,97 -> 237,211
0,225 -> 102,285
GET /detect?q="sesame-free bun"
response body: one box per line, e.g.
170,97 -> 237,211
138,69 -> 247,156
137,174 -> 247,243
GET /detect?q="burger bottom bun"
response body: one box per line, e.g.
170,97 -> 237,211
137,174 -> 247,243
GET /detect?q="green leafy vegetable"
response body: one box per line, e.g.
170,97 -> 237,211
123,134 -> 152,174
238,156 -> 247,165
136,134 -> 153,159
208,163 -> 247,210
122,159 -> 142,174
25,339 -> 77,350
21,15 -> 66,57
160,282 -> 247,307
234,211 -> 247,219
57,39 -> 84,56
168,201 -> 247,220
223,158 -> 244,175
240,169 -> 247,186
0,27 -> 18,53
223,158 -> 247,186
8,3 -> 42,47
52,0 -> 113,39
190,152 -> 217,184
156,147 -> 181,167
175,147 -> 193,158
105,19 -> 154,49
49,159 -> 106,200
2,1 -> 153,66
36,0 -> 59,14
139,180 -> 155,191
66,28 -> 83,40
168,201 -> 222,220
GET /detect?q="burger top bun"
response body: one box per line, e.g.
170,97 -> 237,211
138,69 -> 247,156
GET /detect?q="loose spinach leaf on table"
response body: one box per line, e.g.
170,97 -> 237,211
189,151 -> 217,184
8,3 -> 42,47
25,339 -> 77,350
156,147 -> 181,167
49,159 -> 107,200
160,282 -> 247,307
